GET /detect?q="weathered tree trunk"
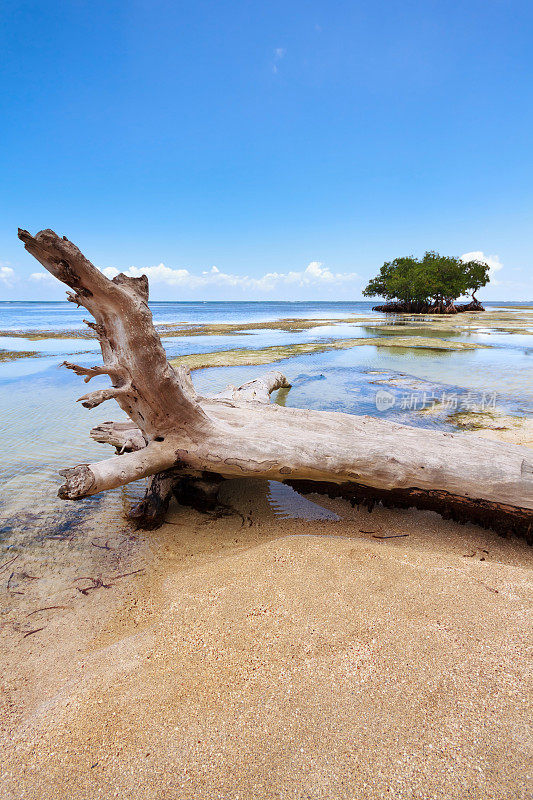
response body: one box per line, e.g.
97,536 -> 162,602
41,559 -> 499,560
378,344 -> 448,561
19,229 -> 533,540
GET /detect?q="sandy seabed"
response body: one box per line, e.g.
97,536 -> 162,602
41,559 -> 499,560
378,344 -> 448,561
1,463 -> 532,800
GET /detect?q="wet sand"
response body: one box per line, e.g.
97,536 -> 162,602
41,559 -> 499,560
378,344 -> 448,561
1,473 -> 531,800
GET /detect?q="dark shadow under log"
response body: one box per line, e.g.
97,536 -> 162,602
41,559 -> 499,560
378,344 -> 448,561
128,471 -> 182,530
287,480 -> 533,544
129,471 -> 227,529
173,473 -> 226,514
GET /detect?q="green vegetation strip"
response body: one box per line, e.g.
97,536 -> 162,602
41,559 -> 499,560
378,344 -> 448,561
3,308 -> 533,341
447,410 -> 524,432
0,349 -> 41,362
171,336 -> 486,371
0,316 -> 367,341
0,330 -> 94,340
157,316 -> 366,337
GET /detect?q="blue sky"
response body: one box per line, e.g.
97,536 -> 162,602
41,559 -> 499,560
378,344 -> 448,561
1,0 -> 532,301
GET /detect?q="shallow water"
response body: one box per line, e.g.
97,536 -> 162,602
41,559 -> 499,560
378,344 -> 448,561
1,301 -> 532,548
194,342 -> 533,418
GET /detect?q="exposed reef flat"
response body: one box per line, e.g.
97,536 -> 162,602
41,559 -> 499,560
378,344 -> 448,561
451,410 -> 533,447
0,329 -> 96,340
375,308 -> 533,335
449,409 -> 523,431
2,307 -> 532,348
0,349 -> 41,362
157,316 -> 372,337
0,316 -> 370,341
171,336 -> 487,371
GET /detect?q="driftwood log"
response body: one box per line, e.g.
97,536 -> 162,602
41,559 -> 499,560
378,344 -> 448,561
19,229 -> 533,540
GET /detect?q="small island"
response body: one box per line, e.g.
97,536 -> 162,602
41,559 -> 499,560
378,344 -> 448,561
363,251 -> 490,314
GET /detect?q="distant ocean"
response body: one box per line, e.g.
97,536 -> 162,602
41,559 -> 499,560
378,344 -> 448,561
0,300 -> 528,333
0,300 -> 380,332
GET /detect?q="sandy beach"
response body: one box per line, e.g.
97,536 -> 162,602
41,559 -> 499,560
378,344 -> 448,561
1,464 -> 532,799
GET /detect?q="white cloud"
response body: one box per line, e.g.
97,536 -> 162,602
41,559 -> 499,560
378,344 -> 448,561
100,261 -> 360,294
272,47 -> 286,73
102,263 -> 204,288
30,271 -> 56,282
461,251 -> 503,285
0,266 -> 15,285
255,261 -> 359,290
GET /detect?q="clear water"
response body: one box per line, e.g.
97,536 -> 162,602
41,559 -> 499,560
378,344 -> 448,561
0,299 -> 528,331
1,301 -> 532,543
0,300 -> 380,332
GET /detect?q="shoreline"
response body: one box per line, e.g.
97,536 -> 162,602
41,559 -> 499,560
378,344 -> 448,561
1,303 -> 532,798
2,302 -> 533,340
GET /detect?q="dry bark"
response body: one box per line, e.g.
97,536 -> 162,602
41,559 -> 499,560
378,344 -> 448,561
19,229 -> 533,540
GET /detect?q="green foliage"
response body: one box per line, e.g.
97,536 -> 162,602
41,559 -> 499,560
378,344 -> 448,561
460,258 -> 491,300
363,252 -> 490,304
